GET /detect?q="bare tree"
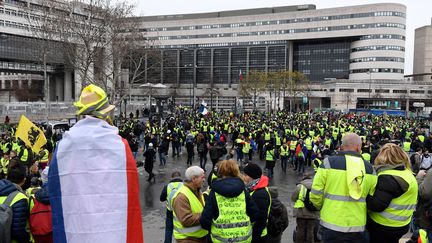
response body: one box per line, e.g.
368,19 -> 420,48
23,0 -> 164,109
238,70 -> 267,111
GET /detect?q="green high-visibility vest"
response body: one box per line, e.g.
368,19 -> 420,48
325,138 -> 332,148
211,192 -> 252,243
166,182 -> 183,211
310,155 -> 377,233
172,185 -> 208,240
290,141 -> 298,151
403,142 -> 411,152
280,146 -> 289,156
305,138 -> 313,150
266,150 -> 275,161
264,133 -> 271,141
369,168 -> 418,227
275,136 -> 281,146
294,184 -> 308,208
0,158 -> 9,174
240,126 -> 245,134
242,142 -> 251,154
362,153 -> 371,162
20,149 -> 28,163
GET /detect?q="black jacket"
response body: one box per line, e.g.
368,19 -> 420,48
0,179 -> 29,243
200,177 -> 260,232
366,165 -> 411,233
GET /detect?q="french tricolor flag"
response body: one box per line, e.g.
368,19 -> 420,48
239,68 -> 243,82
48,116 -> 143,243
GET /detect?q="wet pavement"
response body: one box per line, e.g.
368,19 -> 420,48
138,146 -> 302,243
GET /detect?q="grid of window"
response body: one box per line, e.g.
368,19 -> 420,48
359,34 -> 405,40
375,89 -> 390,93
410,90 -> 425,94
0,34 -> 64,64
137,11 -> 405,33
196,68 -> 211,84
231,48 -> 247,67
268,46 -> 286,67
350,68 -> 404,74
393,90 -> 407,93
351,45 -> 405,52
150,22 -> 405,41
249,47 -> 266,67
350,57 -> 404,63
196,49 -> 211,67
162,50 -> 178,83
339,89 -> 354,92
293,39 -> 351,82
358,89 -> 372,93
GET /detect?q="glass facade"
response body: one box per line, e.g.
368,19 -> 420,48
143,44 -> 288,85
293,39 -> 351,82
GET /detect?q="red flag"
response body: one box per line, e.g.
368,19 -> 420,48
239,69 -> 243,81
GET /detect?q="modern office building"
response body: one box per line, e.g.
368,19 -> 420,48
413,24 -> 432,81
127,3 -> 409,110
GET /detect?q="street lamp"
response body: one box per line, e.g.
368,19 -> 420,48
367,71 -> 372,109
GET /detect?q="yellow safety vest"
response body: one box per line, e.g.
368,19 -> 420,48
2,142 -> 9,154
325,138 -> 332,148
419,135 -> 425,143
369,169 -> 418,227
280,146 -> 289,156
266,150 -> 275,161
172,186 -> 208,240
40,149 -> 49,163
0,190 -> 28,211
290,141 -> 298,151
0,158 -> 9,174
242,142 -> 251,154
275,136 -> 281,146
240,126 -> 245,134
403,142 -> 411,152
310,154 -> 377,233
305,138 -> 313,150
362,153 -> 371,162
211,192 -> 252,243
419,229 -> 429,243
20,149 -> 28,163
294,184 -> 308,208
313,158 -> 322,171
166,182 -> 183,211
264,133 -> 271,141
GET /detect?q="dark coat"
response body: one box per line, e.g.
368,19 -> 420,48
250,176 -> 271,243
366,165 -> 411,234
0,179 -> 29,243
200,177 -> 260,231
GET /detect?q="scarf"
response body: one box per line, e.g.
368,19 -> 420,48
246,178 -> 260,192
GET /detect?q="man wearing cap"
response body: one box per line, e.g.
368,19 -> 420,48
243,163 -> 271,243
48,84 -> 143,243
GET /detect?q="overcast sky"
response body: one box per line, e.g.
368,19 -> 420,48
134,0 -> 432,74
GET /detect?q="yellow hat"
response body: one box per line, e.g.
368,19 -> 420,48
74,84 -> 115,118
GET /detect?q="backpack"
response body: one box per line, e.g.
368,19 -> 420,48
0,191 -> 19,243
267,197 -> 289,237
421,155 -> 432,170
29,197 -> 53,243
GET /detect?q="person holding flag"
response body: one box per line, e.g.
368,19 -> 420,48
48,84 -> 143,243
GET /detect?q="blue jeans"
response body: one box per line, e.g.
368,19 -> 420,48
320,226 -> 366,243
236,148 -> 243,162
164,210 -> 174,243
159,152 -> 166,165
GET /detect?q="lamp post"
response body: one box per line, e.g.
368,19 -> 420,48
367,71 -> 372,109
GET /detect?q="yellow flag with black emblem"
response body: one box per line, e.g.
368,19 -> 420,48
15,115 -> 47,153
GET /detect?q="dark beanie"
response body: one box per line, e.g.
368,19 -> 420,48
243,163 -> 262,179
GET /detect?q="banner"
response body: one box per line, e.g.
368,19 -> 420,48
15,115 -> 47,153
